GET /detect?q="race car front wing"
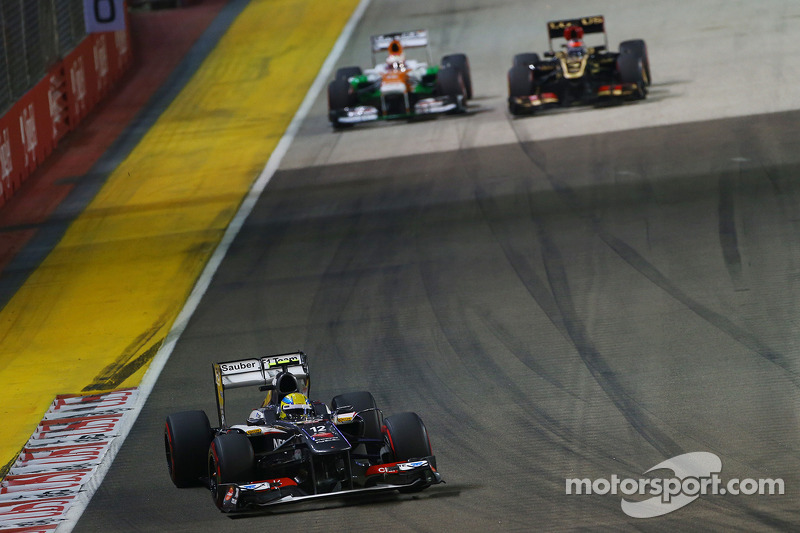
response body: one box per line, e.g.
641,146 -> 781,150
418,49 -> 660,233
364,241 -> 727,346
331,95 -> 464,125
509,82 -> 641,114
216,456 -> 442,512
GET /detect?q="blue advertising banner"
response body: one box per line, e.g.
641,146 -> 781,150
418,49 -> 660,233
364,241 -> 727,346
84,0 -> 127,33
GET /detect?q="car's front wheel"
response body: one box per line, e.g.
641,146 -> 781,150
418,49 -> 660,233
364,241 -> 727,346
208,433 -> 254,511
441,54 -> 472,100
617,51 -> 647,100
383,412 -> 433,493
619,39 -> 650,85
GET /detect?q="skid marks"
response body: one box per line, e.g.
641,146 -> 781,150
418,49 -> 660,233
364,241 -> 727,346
510,125 -> 800,389
473,181 -> 683,459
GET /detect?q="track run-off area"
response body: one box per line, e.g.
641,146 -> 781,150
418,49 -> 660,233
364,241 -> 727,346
4,0 -> 800,531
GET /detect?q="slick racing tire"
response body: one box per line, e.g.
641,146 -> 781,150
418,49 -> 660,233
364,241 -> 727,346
435,67 -> 467,112
328,78 -> 356,127
617,51 -> 647,100
164,410 -> 212,488
335,66 -> 363,82
331,391 -> 383,440
209,433 -> 255,511
512,52 -> 541,68
619,40 -> 650,86
328,78 -> 355,109
441,54 -> 473,100
383,412 -> 433,493
507,65 -> 533,115
383,412 -> 432,461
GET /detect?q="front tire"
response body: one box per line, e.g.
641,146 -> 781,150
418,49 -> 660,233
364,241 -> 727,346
435,67 -> 466,112
208,433 -> 254,511
441,54 -> 472,100
164,410 -> 212,488
617,51 -> 647,100
619,40 -> 650,85
328,78 -> 356,127
383,412 -> 432,461
383,412 -> 433,493
507,65 -> 533,115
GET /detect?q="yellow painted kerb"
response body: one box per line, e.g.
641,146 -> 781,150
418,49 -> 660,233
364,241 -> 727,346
0,0 -> 359,470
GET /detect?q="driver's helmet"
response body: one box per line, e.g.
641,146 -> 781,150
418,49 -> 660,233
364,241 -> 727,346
564,26 -> 586,57
564,25 -> 584,45
279,392 -> 312,421
386,39 -> 406,70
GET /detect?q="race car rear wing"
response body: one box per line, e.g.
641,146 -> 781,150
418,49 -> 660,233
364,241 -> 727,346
370,29 -> 433,64
371,29 -> 428,52
547,15 -> 608,49
212,351 -> 309,427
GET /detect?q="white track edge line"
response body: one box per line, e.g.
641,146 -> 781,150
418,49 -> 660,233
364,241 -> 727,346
57,1 -> 372,530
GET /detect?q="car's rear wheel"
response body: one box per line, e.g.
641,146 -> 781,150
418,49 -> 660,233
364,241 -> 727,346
441,54 -> 472,100
619,40 -> 650,85
208,433 -> 255,511
512,52 -> 540,68
335,66 -> 362,81
332,391 -> 383,458
164,410 -> 212,488
331,391 -> 383,439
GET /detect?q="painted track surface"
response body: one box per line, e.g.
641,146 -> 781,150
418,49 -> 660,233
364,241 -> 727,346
78,1 -> 799,531
0,0 -> 357,476
0,0 -> 236,472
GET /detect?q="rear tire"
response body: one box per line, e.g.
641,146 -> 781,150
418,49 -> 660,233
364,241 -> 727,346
441,54 -> 472,100
512,52 -> 540,68
208,433 -> 255,511
331,391 -> 383,440
164,410 -> 212,488
335,66 -> 362,81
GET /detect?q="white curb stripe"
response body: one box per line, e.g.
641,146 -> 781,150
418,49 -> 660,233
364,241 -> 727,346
54,1 -> 373,531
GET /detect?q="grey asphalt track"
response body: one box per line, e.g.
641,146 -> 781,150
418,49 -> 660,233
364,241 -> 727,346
76,1 -> 800,531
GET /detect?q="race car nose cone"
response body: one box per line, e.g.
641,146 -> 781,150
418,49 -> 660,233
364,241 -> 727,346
380,81 -> 407,95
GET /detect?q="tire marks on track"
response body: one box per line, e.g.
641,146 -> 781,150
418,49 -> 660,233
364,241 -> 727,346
510,125 -> 800,391
473,180 -> 684,459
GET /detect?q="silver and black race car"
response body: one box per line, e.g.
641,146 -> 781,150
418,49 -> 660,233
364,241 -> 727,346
164,352 -> 442,512
508,15 -> 651,115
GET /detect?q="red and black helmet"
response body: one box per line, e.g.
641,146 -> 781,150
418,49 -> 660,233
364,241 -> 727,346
564,25 -> 584,41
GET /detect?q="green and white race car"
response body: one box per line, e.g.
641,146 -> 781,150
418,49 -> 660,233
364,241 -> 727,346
328,30 -> 472,128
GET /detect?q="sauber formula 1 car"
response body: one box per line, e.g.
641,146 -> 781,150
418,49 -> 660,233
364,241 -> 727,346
328,29 -> 472,127
508,15 -> 651,115
164,352 -> 442,512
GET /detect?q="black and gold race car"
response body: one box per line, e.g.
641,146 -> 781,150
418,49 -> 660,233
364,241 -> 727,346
164,352 -> 442,512
508,15 -> 651,115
